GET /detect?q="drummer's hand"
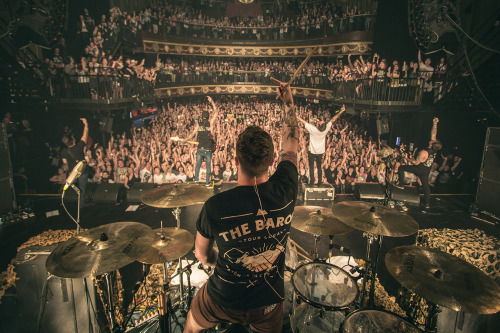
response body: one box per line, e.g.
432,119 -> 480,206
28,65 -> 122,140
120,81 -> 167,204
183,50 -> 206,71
270,77 -> 293,106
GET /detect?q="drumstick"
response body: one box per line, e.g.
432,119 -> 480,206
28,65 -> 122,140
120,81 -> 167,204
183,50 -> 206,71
287,45 -> 319,86
274,45 -> 319,99
290,247 -> 313,262
290,238 -> 311,259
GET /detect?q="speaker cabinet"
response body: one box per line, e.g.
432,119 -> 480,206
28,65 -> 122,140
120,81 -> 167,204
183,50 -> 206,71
390,184 -> 420,204
63,182 -> 98,203
127,182 -> 156,203
92,183 -> 124,203
355,182 -> 385,201
476,127 -> 500,217
0,245 -> 99,333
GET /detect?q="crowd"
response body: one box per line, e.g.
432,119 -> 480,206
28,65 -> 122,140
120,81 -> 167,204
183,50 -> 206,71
46,96 -> 463,196
111,0 -> 375,40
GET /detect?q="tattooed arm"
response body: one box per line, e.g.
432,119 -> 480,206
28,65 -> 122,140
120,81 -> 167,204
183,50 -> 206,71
270,77 -> 299,168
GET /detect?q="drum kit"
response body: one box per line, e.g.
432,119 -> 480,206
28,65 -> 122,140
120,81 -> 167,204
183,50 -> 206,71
289,202 -> 500,332
45,183 -> 212,333
44,181 -> 500,333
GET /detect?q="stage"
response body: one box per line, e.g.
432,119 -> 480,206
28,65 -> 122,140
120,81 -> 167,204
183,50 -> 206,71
0,193 -> 499,332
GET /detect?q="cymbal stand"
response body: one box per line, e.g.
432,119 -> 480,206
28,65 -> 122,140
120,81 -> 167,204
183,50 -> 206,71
311,234 -> 321,260
172,207 -> 187,311
424,302 -> 439,333
104,272 -> 117,331
158,262 -> 173,333
359,232 -> 383,308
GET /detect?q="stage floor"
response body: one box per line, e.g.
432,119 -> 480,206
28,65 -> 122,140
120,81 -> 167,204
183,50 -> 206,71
1,194 -> 499,332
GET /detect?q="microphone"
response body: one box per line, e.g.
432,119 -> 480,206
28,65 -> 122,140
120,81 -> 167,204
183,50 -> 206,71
63,160 -> 87,191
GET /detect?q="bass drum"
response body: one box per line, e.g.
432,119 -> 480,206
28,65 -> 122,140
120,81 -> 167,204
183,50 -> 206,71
341,309 -> 422,332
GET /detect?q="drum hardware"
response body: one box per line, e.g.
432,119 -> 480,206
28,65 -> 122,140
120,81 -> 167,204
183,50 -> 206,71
290,262 -> 359,332
141,184 -> 211,314
341,308 -> 423,333
386,245 -> 500,332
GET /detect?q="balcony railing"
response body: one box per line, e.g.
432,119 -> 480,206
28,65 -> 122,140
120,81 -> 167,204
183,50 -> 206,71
155,75 -> 424,106
155,15 -> 375,41
45,74 -> 156,102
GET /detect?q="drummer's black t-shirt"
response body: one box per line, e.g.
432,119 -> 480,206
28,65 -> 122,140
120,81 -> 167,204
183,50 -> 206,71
197,160 -> 298,310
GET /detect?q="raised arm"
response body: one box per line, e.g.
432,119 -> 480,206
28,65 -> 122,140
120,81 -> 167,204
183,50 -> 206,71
296,115 -> 307,125
329,104 -> 346,124
271,77 -> 299,167
207,96 -> 219,132
80,118 -> 89,143
430,117 -> 438,143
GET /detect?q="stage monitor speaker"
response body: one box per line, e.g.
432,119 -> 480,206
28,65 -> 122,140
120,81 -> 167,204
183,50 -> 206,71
0,245 -> 99,333
63,182 -> 97,203
355,182 -> 385,201
92,183 -> 124,203
304,185 -> 335,205
127,182 -> 156,203
390,184 -> 420,204
476,127 -> 500,217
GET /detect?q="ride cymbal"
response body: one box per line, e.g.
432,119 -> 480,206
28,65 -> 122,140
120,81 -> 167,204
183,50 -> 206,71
46,222 -> 154,278
136,227 -> 194,264
332,201 -> 418,237
292,206 -> 353,235
142,183 -> 212,208
386,245 -> 500,314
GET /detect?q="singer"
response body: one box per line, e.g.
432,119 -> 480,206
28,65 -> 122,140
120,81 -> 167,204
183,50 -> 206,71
61,118 -> 89,205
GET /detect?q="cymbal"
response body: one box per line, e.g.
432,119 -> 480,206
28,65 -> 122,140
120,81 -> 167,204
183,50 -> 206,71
332,201 -> 418,237
386,245 -> 500,314
46,222 -> 154,278
292,206 -> 353,235
142,183 -> 212,208
136,227 -> 194,264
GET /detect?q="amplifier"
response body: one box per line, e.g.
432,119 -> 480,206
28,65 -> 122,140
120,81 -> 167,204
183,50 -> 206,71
304,186 -> 335,204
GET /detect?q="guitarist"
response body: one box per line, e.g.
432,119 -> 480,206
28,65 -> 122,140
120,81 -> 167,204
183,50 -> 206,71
186,96 -> 219,184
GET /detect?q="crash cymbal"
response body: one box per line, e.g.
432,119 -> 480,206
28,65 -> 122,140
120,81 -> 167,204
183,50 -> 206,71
142,183 -> 212,208
46,222 -> 154,278
292,206 -> 353,235
136,227 -> 194,264
332,201 -> 418,237
386,245 -> 500,314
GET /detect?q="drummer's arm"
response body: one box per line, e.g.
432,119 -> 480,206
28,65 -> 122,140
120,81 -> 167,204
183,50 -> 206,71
195,232 -> 217,267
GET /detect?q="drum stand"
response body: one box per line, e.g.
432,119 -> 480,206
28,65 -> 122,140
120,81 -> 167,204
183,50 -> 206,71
359,232 -> 383,308
172,207 -> 188,311
104,272 -> 117,331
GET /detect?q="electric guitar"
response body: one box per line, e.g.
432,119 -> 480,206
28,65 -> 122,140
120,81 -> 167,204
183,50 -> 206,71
170,136 -> 199,145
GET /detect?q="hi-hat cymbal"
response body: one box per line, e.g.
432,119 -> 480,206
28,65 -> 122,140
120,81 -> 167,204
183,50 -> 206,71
136,227 -> 194,264
386,245 -> 500,314
142,183 -> 212,208
46,222 -> 154,278
332,201 -> 418,237
292,206 -> 353,235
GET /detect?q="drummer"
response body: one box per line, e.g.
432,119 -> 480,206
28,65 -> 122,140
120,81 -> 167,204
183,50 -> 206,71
184,78 -> 299,333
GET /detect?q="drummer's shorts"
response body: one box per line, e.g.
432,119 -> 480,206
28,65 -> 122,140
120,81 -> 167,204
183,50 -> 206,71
189,283 -> 283,333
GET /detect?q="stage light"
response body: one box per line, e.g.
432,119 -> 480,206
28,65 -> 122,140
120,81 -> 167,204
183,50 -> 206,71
239,0 -> 255,3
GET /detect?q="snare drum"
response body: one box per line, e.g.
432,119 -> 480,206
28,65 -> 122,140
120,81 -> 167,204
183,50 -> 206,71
290,262 -> 358,332
342,309 -> 422,333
